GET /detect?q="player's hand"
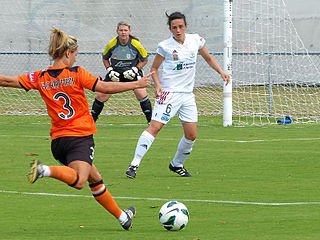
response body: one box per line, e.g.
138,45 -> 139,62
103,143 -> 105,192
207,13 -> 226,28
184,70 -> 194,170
221,72 -> 231,86
106,67 -> 120,81
136,72 -> 153,88
123,67 -> 139,80
155,85 -> 163,98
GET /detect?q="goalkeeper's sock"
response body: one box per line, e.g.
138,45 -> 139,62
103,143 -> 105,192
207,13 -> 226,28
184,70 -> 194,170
130,130 -> 155,166
91,98 -> 105,122
89,180 -> 122,219
48,166 -> 79,187
139,96 -> 152,123
171,135 -> 195,167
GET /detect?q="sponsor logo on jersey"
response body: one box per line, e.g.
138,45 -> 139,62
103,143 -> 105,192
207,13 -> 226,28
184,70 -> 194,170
173,61 -> 196,71
172,50 -> 179,61
28,72 -> 37,83
115,61 -> 132,68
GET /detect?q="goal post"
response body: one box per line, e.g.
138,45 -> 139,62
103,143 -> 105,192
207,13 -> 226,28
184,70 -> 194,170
223,0 -> 233,127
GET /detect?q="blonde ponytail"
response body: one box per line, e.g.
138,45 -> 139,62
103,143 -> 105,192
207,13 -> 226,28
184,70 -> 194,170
48,27 -> 78,60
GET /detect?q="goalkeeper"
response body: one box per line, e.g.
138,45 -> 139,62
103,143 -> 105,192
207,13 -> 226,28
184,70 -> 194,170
91,21 -> 152,123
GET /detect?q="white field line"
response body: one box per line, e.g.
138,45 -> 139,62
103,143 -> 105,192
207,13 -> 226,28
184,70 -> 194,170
0,190 -> 319,206
198,137 -> 320,143
1,134 -> 320,143
28,122 -> 208,127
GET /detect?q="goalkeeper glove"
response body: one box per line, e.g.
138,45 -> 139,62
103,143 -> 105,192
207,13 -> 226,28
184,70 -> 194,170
123,67 -> 139,80
106,67 -> 120,81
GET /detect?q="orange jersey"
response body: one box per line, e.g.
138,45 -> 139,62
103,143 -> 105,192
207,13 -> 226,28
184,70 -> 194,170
18,65 -> 100,140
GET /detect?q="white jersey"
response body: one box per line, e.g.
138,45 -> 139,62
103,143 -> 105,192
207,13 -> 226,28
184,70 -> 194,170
156,33 -> 205,92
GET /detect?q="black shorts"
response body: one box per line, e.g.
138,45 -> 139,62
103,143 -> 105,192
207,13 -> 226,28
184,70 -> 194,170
103,69 -> 144,82
51,135 -> 95,166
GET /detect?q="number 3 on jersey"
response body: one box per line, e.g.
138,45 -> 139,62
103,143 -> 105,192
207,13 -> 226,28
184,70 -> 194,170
53,92 -> 75,119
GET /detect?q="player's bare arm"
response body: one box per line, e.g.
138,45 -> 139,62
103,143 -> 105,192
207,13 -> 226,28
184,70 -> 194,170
199,46 -> 230,85
151,54 -> 164,98
0,75 -> 21,88
102,58 -> 111,69
136,58 -> 148,70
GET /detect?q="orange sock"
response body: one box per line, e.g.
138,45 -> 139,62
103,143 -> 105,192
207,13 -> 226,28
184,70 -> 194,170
89,180 -> 122,219
48,166 -> 79,187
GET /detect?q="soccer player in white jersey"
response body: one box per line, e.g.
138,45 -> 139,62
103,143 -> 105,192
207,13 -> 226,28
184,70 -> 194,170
126,12 -> 230,178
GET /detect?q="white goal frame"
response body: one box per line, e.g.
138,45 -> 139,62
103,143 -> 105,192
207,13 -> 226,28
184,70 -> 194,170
223,0 -> 233,126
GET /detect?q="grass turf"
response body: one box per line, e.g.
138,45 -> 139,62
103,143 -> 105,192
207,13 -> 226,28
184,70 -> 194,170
0,115 -> 319,239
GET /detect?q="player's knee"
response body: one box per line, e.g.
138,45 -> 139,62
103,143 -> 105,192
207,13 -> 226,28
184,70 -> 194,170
73,182 -> 86,190
185,134 -> 196,141
73,177 -> 87,190
147,122 -> 163,136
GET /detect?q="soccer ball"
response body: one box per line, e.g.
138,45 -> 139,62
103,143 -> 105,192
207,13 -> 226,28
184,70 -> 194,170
159,201 -> 189,231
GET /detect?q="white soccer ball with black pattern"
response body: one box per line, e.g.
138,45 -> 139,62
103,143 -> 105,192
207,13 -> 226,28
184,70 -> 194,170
159,201 -> 189,231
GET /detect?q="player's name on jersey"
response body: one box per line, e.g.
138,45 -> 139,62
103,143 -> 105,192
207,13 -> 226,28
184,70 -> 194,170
41,77 -> 75,90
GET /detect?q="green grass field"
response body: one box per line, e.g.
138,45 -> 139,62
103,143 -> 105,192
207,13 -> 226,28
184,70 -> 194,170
0,115 -> 319,240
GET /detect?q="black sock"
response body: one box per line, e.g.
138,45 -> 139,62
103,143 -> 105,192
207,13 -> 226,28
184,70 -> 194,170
139,96 -> 152,123
91,98 -> 105,122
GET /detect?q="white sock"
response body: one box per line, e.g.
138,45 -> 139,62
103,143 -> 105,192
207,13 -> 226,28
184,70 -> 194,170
130,130 -> 155,166
118,210 -> 127,223
171,136 -> 195,167
42,164 -> 51,177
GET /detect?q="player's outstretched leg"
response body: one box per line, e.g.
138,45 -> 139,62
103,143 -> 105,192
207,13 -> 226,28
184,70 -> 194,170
120,206 -> 136,230
89,179 -> 136,230
28,160 -> 79,187
28,160 -> 45,183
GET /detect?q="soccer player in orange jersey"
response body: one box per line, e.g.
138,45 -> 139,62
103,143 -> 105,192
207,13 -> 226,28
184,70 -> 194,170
0,27 -> 152,230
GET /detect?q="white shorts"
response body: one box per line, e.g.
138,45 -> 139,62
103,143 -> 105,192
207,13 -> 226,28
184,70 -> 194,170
152,91 -> 198,124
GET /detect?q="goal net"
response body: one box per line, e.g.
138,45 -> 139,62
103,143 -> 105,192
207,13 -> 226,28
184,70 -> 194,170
232,0 -> 320,124
0,0 -> 319,125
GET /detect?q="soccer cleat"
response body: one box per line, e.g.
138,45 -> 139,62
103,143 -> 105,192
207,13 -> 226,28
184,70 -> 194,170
169,163 -> 192,177
126,165 -> 138,179
28,160 -> 45,183
120,206 -> 136,230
